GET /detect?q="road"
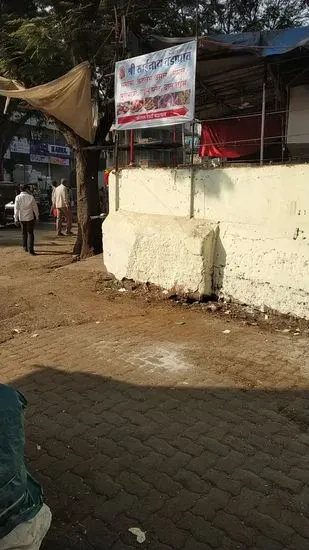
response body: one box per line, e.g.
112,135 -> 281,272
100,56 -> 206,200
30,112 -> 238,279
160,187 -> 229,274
1,224 -> 309,549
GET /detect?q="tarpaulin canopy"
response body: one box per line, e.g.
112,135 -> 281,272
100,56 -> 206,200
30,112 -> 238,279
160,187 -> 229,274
199,114 -> 282,158
0,62 -> 96,143
149,26 -> 309,121
150,25 -> 309,58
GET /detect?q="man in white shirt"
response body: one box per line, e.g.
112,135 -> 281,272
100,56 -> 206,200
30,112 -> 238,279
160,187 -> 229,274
52,178 -> 73,236
14,185 -> 39,256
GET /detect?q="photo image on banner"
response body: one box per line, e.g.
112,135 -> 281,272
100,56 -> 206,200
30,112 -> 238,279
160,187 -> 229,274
114,41 -> 197,130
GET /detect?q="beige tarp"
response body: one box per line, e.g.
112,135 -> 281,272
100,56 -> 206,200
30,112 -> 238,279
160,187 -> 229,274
0,62 -> 96,143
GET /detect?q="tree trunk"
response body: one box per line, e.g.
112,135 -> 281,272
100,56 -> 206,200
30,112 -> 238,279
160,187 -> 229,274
74,146 -> 102,259
60,103 -> 114,259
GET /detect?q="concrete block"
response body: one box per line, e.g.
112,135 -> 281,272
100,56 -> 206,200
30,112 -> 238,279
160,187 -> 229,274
103,211 -> 216,296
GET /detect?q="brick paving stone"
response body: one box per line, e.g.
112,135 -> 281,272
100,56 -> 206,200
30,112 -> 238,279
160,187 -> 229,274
291,533 -> 309,550
232,469 -> 270,494
147,470 -> 183,497
203,469 -> 242,496
255,535 -> 284,550
182,512 -> 225,547
146,436 -> 177,457
175,469 -> 211,494
289,467 -> 309,486
241,451 -> 273,474
172,435 -> 204,457
228,488 -> 262,519
295,487 -> 309,513
156,451 -> 191,476
161,489 -> 201,516
281,509 -> 309,539
187,452 -> 218,475
155,517 -> 187,549
90,474 -> 122,498
247,510 -> 294,545
118,471 -> 150,497
152,543 -> 174,550
216,451 -> 245,475
130,489 -> 168,519
213,510 -> 256,546
192,488 -> 230,521
183,540 -> 212,550
262,467 -> 301,492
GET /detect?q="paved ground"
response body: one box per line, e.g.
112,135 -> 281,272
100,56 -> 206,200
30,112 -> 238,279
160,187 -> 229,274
1,224 -> 309,549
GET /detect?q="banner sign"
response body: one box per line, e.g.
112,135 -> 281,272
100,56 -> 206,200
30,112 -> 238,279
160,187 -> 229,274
30,141 -> 49,156
115,41 -> 196,130
30,154 -> 49,164
48,144 -> 70,157
10,139 -> 30,154
29,154 -> 70,166
49,156 -> 70,166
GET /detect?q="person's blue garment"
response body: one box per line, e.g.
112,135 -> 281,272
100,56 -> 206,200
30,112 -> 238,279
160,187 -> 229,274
0,384 -> 43,539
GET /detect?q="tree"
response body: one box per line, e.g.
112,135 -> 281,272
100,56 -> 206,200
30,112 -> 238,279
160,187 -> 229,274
151,0 -> 309,36
0,0 -> 171,257
0,2 -> 36,180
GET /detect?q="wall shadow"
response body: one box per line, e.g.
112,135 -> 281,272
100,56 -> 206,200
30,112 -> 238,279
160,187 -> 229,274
9,367 -> 309,550
0,224 -> 56,249
0,226 -> 23,247
194,166 -> 234,200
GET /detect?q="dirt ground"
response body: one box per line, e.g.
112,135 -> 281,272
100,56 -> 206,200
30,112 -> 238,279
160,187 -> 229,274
1,223 -> 309,549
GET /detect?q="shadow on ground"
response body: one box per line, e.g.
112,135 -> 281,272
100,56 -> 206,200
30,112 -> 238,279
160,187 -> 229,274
12,367 -> 309,550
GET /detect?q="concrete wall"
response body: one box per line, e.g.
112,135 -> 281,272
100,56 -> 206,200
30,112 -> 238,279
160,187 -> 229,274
104,165 -> 309,318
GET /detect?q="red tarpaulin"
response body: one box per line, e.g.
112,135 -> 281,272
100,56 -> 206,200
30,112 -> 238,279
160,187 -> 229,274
199,115 -> 282,158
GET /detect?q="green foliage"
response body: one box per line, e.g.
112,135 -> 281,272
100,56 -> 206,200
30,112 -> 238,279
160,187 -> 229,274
149,0 -> 309,35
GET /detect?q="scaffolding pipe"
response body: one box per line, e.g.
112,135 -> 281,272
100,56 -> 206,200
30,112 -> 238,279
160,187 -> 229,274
129,129 -> 135,165
189,121 -> 195,218
260,65 -> 267,166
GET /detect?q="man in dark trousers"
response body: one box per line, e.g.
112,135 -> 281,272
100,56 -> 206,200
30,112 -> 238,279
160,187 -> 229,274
14,185 -> 39,256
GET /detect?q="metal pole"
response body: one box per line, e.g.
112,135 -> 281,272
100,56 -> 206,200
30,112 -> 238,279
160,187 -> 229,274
189,122 -> 195,218
260,64 -> 267,166
283,85 -> 290,162
172,126 -> 177,167
195,0 -> 199,40
189,0 -> 199,217
182,124 -> 186,164
115,131 -> 119,172
114,132 -> 120,211
129,129 -> 135,166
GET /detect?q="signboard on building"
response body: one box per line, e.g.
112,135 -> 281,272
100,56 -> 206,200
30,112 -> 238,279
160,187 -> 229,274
30,154 -> 49,164
10,139 -> 30,154
49,156 -> 70,166
48,144 -> 70,157
115,41 -> 197,130
30,142 -> 49,156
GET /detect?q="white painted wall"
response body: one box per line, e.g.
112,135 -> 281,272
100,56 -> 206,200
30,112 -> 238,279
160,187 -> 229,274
106,165 -> 309,318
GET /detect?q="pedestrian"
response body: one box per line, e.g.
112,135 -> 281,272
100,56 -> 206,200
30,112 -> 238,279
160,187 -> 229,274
14,184 -> 39,256
50,181 -> 58,209
52,178 -> 73,236
66,183 -> 73,233
0,384 -> 52,550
